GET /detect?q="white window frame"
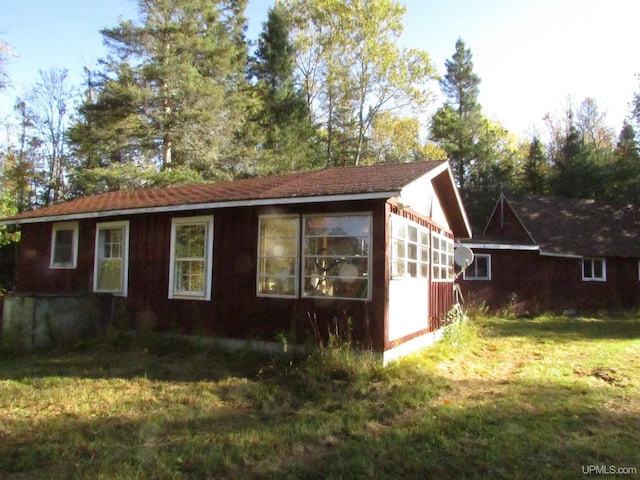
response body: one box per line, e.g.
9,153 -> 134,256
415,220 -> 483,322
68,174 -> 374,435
432,231 -> 454,282
302,213 -> 372,301
50,221 -> 79,269
582,257 -> 606,282
168,215 -> 214,300
257,215 -> 300,298
93,220 -> 130,296
463,254 -> 492,280
390,214 -> 430,280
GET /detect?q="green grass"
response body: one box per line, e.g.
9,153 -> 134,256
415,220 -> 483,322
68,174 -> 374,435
0,314 -> 639,479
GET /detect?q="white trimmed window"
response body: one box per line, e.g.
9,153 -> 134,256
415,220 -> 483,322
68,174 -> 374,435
302,214 -> 371,300
391,215 -> 430,279
94,221 -> 130,296
463,254 -> 491,280
432,232 -> 454,281
169,216 -> 214,300
257,215 -> 299,298
50,222 -> 79,269
582,257 -> 606,282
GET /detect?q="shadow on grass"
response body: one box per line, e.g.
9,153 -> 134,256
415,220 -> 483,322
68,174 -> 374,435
0,332 -> 276,383
484,316 -> 640,342
0,374 -> 638,480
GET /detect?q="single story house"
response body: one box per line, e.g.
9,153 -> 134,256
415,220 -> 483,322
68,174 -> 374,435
0,160 -> 471,362
457,193 -> 640,314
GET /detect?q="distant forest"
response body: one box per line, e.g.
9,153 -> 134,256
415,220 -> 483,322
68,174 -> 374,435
1,0 -> 639,235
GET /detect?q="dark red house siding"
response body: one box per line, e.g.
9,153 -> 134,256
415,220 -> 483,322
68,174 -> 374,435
459,249 -> 640,313
15,199 -> 390,351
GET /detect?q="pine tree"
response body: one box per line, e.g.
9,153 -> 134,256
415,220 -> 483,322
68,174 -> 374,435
430,38 -> 483,190
249,5 -> 319,174
520,136 -> 548,194
609,121 -> 640,204
68,0 -> 250,194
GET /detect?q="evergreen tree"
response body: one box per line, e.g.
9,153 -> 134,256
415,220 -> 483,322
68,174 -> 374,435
609,121 -> 640,204
520,136 -> 548,194
546,99 -> 614,200
249,5 -> 320,174
68,0 -> 250,195
430,38 -> 483,190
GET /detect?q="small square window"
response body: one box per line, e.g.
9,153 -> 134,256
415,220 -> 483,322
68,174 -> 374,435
463,254 -> 491,280
582,258 -> 606,282
50,222 -> 79,269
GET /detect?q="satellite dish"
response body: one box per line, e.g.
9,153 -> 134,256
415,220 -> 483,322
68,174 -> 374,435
454,246 -> 474,268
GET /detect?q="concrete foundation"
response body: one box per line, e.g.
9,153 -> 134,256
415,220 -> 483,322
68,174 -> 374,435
1,293 -> 112,351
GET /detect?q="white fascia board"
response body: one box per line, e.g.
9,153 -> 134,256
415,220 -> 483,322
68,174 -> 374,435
455,242 -> 540,251
1,190 -> 400,225
539,251 -> 583,259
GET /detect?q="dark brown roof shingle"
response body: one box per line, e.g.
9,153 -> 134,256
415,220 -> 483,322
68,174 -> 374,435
2,161 -> 446,223
506,194 -> 640,258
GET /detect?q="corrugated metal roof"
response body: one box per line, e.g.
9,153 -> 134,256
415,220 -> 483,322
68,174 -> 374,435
2,161 -> 447,224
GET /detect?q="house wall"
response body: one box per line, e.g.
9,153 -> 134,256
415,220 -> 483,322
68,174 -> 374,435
384,202 -> 455,350
459,249 -> 640,314
14,200 -> 389,351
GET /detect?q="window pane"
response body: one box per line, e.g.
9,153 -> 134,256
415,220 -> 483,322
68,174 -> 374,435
258,217 -> 299,296
103,229 -> 123,259
408,261 -> 418,277
408,225 -> 418,243
419,231 -> 429,246
392,220 -> 406,240
408,243 -> 418,260
175,224 -> 206,258
175,260 -> 205,294
303,215 -> 370,299
259,276 -> 295,296
392,260 -> 405,278
477,257 -> 488,278
97,259 -> 122,291
262,257 -> 296,275
420,264 -> 429,278
305,236 -> 369,257
53,229 -> 74,264
304,215 -> 370,237
593,260 -> 603,278
583,260 -> 592,278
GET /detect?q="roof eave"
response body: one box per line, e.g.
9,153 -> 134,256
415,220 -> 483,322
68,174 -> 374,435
0,190 -> 401,225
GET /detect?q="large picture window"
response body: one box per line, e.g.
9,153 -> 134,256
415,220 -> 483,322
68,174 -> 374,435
582,257 -> 606,282
94,221 -> 129,296
50,222 -> 79,269
303,214 -> 371,300
257,216 -> 299,297
432,232 -> 454,281
463,254 -> 491,280
169,216 -> 214,300
391,215 -> 430,279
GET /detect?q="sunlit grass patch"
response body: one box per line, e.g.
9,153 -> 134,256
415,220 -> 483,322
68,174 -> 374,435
0,314 -> 638,479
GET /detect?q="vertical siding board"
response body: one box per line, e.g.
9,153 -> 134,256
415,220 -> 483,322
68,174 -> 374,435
460,250 -> 640,313
11,197 -> 460,353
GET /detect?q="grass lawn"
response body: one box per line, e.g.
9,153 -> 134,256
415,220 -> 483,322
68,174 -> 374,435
0,313 -> 639,479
